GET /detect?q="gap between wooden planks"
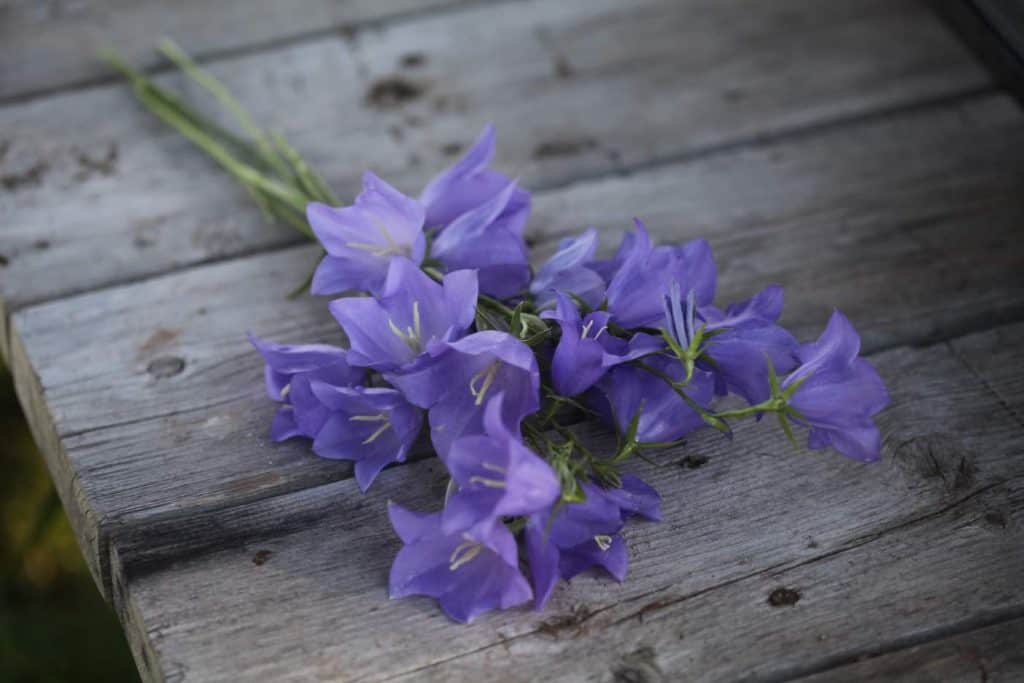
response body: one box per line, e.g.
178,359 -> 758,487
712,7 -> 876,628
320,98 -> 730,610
0,0 -> 992,362
8,93 -> 1024,601
103,321 -> 1024,682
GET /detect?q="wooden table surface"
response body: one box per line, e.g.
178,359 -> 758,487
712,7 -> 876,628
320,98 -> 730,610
3,1 -> 1023,680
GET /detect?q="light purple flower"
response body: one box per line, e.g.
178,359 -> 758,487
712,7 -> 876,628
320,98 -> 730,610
308,172 -> 426,296
530,227 -> 606,310
591,355 -> 715,443
541,292 -> 661,396
604,220 -> 714,329
388,331 -> 541,458
599,474 -> 662,522
664,280 -> 799,405
248,333 -> 364,441
430,180 -> 531,299
524,481 -> 628,609
783,310 -> 890,462
329,257 -> 477,372
388,502 -> 532,623
441,394 -> 560,533
420,124 -> 530,233
307,382 -> 423,491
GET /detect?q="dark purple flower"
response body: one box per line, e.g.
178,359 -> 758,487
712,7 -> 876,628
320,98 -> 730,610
429,180 -> 531,299
388,502 -> 532,623
388,331 -> 541,458
599,474 -> 662,522
248,333 -> 364,441
541,292 -> 661,396
308,172 -> 426,296
329,257 -> 477,372
441,394 -> 560,533
524,481 -> 628,609
664,280 -> 799,405
604,220 -> 713,329
591,355 -> 715,443
783,310 -> 890,462
530,227 -> 606,310
419,124 -> 530,233
307,382 -> 423,491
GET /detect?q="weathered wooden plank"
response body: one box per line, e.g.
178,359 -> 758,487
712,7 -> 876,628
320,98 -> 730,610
798,617 -> 1024,682
107,326 -> 1024,682
9,94 -> 1024,596
0,0 -> 474,101
0,0 -> 991,347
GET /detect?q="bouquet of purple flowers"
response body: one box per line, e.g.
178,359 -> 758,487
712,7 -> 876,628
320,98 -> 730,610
112,47 -> 890,624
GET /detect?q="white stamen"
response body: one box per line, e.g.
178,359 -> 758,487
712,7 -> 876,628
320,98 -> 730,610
594,534 -> 613,551
350,412 -> 391,444
468,362 -> 500,406
449,537 -> 483,571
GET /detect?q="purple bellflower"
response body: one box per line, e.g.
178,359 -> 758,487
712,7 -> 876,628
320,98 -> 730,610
530,227 -> 606,310
388,502 -> 532,623
782,310 -> 890,462
389,330 -> 541,458
542,292 -> 661,396
663,279 -> 799,405
592,354 -> 715,444
329,257 -> 478,372
248,333 -> 364,441
442,394 -> 561,534
599,474 -> 662,522
419,124 -> 530,233
308,172 -> 426,296
603,220 -> 715,329
307,382 -> 423,491
524,480 -> 629,609
429,179 -> 532,299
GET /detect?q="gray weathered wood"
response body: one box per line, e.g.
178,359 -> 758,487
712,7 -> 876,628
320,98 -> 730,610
0,0 -> 991,357
798,617 -> 1024,682
0,0 -> 474,101
9,94 -> 1024,597
105,325 -> 1024,682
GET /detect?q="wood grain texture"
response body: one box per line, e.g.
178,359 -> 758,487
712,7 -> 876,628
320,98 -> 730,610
798,616 -> 1024,682
0,0 -> 474,101
0,0 -> 990,350
106,327 -> 1024,682
9,94 -> 1024,596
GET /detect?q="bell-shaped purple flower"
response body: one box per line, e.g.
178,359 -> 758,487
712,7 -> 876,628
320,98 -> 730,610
329,257 -> 478,372
783,310 -> 890,462
248,333 -> 364,441
388,331 -> 541,458
591,355 -> 715,443
442,394 -> 560,533
420,124 -> 530,232
541,292 -> 661,396
388,502 -> 532,623
530,227 -> 606,310
604,220 -> 714,329
599,474 -> 662,522
524,480 -> 628,609
430,179 -> 531,299
307,382 -> 423,491
309,172 -> 426,296
664,280 -> 799,405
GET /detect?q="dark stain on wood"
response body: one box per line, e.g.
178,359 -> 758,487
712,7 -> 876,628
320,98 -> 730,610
554,54 -> 575,79
75,142 -> 119,178
538,604 -> 593,638
894,435 -> 977,494
533,137 -> 598,159
252,549 -> 273,566
365,77 -> 425,109
679,454 -> 708,469
0,254 -> 8,267
767,587 -> 801,607
613,646 -> 663,683
147,356 -> 186,379
400,52 -> 426,69
1,160 -> 49,190
33,239 -> 50,250
441,141 -> 463,157
139,328 -> 182,356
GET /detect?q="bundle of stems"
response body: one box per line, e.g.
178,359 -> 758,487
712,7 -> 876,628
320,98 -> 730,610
102,40 -> 334,242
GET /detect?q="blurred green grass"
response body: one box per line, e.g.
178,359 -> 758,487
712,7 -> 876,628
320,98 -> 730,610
0,361 -> 139,682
